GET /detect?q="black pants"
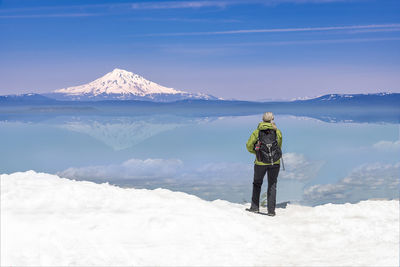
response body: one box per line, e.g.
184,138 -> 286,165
251,164 -> 280,213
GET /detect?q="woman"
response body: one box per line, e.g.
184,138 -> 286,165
245,112 -> 282,216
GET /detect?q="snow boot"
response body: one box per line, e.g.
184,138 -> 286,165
245,207 -> 259,213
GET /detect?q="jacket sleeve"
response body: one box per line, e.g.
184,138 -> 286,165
246,130 -> 258,154
276,129 -> 282,148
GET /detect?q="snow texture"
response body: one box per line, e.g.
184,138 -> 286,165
1,171 -> 399,266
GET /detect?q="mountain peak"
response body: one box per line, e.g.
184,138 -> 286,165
111,68 -> 126,73
54,68 -> 184,97
49,68 -> 218,101
109,68 -> 135,77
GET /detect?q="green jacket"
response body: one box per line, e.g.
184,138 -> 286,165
246,122 -> 282,165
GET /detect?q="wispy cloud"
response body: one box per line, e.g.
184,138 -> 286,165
0,13 -> 102,19
224,37 -> 400,46
151,37 -> 400,56
143,24 -> 400,36
372,140 -> 400,151
125,17 -> 241,23
58,158 -> 184,180
0,1 -> 229,13
130,1 -> 231,9
0,0 -> 367,14
347,28 -> 400,34
0,3 -> 130,13
129,0 -> 365,10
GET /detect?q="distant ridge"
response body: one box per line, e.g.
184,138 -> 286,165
1,92 -> 398,105
43,68 -> 218,102
1,92 -> 399,123
294,92 -> 395,102
0,93 -> 56,104
293,92 -> 399,106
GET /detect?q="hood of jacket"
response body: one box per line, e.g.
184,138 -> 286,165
257,122 -> 276,131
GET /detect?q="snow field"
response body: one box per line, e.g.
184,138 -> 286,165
1,170 -> 399,266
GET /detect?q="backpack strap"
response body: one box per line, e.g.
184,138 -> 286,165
275,129 -> 285,171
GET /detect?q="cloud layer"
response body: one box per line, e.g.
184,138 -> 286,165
58,152 -> 321,182
372,140 -> 400,151
280,153 -> 324,181
0,0 -> 363,13
144,24 -> 400,36
58,158 -> 184,180
303,162 -> 400,205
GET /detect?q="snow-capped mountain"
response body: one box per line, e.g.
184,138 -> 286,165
45,68 -> 217,102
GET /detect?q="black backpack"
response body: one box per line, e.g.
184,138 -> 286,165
255,129 -> 282,165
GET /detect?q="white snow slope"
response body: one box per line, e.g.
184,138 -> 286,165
1,171 -> 399,266
51,68 -> 216,101
54,68 -> 183,96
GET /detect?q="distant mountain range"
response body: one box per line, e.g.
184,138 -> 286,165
1,68 -> 397,105
41,68 -> 218,102
0,68 -> 399,123
1,91 -> 398,105
257,92 -> 397,103
1,91 -> 399,123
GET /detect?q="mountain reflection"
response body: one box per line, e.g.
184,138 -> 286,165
58,115 -> 213,150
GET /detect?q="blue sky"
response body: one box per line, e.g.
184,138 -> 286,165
1,0 -> 399,100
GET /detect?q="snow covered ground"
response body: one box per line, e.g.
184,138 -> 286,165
1,171 -> 399,266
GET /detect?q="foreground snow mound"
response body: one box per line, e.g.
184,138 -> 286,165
1,171 -> 399,266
